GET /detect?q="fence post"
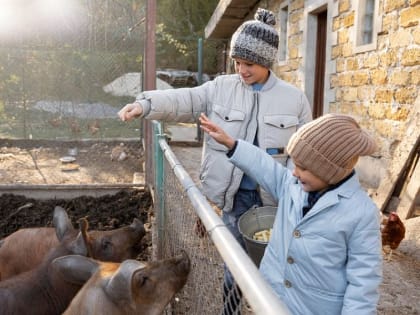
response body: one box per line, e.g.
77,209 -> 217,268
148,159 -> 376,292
197,37 -> 203,85
196,37 -> 203,142
143,0 -> 157,190
153,121 -> 165,259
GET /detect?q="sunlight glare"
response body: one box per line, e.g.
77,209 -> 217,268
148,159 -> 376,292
37,0 -> 73,21
0,1 -> 20,35
0,0 -> 84,40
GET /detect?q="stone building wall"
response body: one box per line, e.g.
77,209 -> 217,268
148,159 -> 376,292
265,0 -> 419,210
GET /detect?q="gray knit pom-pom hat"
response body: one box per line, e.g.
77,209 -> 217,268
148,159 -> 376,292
287,114 -> 378,184
229,8 -> 279,68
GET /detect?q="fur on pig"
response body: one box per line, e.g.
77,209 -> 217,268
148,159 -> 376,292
55,251 -> 191,315
0,206 -> 144,315
0,228 -> 58,281
0,214 -> 145,281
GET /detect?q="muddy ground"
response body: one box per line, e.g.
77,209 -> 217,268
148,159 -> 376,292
0,139 -> 153,261
0,189 -> 153,260
0,141 -> 419,314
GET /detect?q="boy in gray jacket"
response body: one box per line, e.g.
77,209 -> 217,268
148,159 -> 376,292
199,112 -> 382,315
119,8 -> 312,314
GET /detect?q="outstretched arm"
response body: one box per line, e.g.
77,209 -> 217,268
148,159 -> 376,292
199,113 -> 236,150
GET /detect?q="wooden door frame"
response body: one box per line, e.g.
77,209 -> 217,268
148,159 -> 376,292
303,0 -> 334,118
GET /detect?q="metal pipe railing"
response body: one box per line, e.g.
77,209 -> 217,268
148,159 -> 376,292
158,137 -> 290,315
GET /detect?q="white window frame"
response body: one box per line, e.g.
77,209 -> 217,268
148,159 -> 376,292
278,2 -> 289,63
354,0 -> 381,53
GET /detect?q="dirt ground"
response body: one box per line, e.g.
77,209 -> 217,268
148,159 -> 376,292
0,190 -> 153,261
0,139 -> 145,185
0,139 -> 153,262
0,141 -> 419,314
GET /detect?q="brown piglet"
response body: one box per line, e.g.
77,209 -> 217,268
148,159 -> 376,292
55,251 -> 191,315
0,213 -> 145,281
0,206 -> 145,315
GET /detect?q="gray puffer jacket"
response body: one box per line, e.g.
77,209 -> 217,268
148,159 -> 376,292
136,72 -> 312,212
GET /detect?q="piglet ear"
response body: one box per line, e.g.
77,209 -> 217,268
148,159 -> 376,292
70,231 -> 89,256
52,255 -> 99,285
79,217 -> 94,258
105,260 -> 146,303
53,206 -> 74,241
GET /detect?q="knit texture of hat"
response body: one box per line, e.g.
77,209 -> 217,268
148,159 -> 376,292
287,114 -> 378,184
229,8 -> 279,68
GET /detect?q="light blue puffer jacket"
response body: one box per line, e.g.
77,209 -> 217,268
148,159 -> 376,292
230,140 -> 382,315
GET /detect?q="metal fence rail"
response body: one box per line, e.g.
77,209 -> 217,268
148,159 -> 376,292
150,121 -> 290,315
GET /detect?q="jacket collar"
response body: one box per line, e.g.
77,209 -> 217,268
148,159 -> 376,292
261,70 -> 277,91
236,70 -> 277,91
297,172 -> 362,220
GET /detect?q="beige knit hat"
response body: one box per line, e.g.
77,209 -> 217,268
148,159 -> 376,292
287,114 -> 377,184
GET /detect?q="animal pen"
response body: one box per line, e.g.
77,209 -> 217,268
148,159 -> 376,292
2,2 -> 419,314
143,121 -> 289,314
0,1 -> 289,313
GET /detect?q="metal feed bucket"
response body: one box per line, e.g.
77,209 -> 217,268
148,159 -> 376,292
238,206 -> 277,267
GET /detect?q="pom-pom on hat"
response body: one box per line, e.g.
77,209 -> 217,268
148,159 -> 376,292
229,8 -> 279,68
287,114 -> 378,184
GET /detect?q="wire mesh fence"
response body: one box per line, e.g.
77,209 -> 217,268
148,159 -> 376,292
0,2 -> 287,313
149,121 -> 290,315
0,0 -> 147,141
159,166 -> 225,314
155,141 -> 250,315
0,0 -> 223,142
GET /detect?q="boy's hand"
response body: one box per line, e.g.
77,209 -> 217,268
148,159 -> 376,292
118,102 -> 143,121
199,113 -> 236,149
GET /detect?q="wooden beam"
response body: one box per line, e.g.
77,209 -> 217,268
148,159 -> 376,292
397,157 -> 420,219
144,0 -> 156,90
205,0 -> 259,39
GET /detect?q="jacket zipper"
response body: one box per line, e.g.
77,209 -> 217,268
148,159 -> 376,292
222,91 -> 259,209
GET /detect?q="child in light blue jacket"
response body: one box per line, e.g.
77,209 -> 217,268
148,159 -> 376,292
199,113 -> 382,315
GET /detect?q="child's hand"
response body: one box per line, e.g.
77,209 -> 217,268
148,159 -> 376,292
118,102 -> 142,121
199,113 -> 236,149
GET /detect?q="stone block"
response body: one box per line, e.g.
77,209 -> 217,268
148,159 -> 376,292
402,48 -> 420,66
346,58 -> 359,70
342,13 -> 355,27
342,87 -> 359,101
338,29 -> 349,44
365,54 -> 380,69
339,0 -> 351,13
400,6 -> 420,27
382,13 -> 399,33
375,89 -> 393,103
353,71 -> 370,86
384,0 -> 406,13
336,58 -> 346,72
371,69 -> 388,85
368,103 -> 387,119
358,86 -> 376,100
389,70 -> 411,85
380,50 -> 398,67
389,30 -> 412,48
394,87 -> 417,105
414,26 -> 420,44
338,73 -> 353,86
411,69 -> 420,85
